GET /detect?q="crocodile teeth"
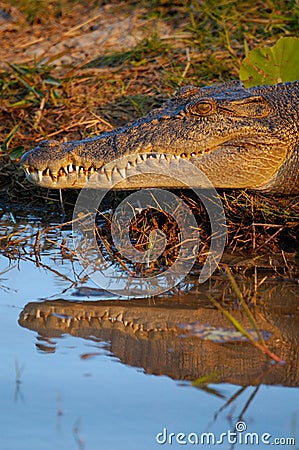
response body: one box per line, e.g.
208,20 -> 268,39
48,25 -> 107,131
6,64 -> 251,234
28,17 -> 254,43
38,170 -> 43,182
137,155 -> 143,163
101,311 -> 109,320
68,163 -> 74,173
118,168 -> 126,178
104,169 -> 112,182
75,165 -> 80,174
127,162 -> 132,169
112,167 -> 119,178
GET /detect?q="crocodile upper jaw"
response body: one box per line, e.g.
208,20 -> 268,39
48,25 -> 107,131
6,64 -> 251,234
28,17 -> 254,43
20,80 -> 299,194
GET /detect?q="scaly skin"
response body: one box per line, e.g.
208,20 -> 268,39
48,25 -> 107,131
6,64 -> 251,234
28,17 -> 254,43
21,80 -> 299,194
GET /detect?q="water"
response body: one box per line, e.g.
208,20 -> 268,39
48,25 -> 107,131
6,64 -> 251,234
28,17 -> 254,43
0,211 -> 298,450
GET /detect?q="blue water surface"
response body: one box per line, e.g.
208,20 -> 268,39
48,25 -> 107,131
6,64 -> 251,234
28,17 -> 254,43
0,250 -> 298,450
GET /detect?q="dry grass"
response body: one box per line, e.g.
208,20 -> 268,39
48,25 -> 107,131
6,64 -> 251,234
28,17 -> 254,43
1,0 -> 298,160
0,0 -> 298,264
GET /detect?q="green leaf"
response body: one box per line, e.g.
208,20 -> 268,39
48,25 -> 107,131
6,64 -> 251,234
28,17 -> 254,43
8,146 -> 25,161
1,125 -> 19,151
240,37 -> 299,87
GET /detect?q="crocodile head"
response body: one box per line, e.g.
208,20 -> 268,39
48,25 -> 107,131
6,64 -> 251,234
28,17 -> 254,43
18,282 -> 299,385
21,80 -> 299,194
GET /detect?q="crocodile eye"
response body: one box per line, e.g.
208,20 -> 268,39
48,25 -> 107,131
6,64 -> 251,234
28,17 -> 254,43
189,101 -> 213,116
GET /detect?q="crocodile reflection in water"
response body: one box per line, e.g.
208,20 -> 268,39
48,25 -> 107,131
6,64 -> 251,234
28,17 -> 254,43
19,282 -> 299,387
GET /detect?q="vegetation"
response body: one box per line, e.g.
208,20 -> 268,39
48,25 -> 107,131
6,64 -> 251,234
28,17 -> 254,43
240,37 -> 299,86
1,0 -> 298,165
0,0 -> 298,257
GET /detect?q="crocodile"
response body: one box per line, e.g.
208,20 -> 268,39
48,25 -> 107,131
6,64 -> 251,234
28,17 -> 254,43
19,282 -> 299,386
21,80 -> 299,195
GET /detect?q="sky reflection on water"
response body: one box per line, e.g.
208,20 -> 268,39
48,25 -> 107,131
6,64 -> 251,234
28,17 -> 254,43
1,250 -> 298,450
